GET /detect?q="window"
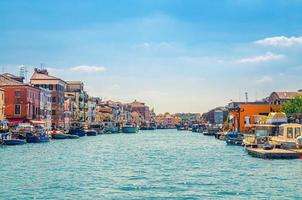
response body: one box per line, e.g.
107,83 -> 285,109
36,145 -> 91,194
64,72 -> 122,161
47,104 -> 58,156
52,110 -> 56,116
287,128 -> 293,138
52,97 -> 56,103
15,91 -> 21,98
15,104 -> 21,115
49,84 -> 53,90
295,127 -> 301,138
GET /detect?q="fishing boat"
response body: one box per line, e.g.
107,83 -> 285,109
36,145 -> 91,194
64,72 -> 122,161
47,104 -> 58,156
68,122 -> 86,137
122,123 -> 139,133
85,130 -> 97,136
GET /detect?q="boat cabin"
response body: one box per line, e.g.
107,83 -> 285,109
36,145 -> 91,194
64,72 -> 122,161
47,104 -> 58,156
271,123 -> 302,144
70,122 -> 83,129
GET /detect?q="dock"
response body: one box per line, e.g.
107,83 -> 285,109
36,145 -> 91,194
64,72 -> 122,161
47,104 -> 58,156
246,147 -> 302,159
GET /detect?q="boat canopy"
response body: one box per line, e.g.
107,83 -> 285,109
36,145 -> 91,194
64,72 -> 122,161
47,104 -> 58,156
266,112 -> 287,123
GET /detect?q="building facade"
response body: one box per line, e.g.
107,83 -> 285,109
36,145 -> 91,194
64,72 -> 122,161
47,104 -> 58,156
0,89 -> 5,120
0,74 -> 40,123
64,97 -> 72,130
127,100 -> 151,123
65,81 -> 89,122
30,68 -> 66,128
87,98 -> 96,123
39,88 -> 52,130
268,91 -> 302,105
228,102 -> 281,133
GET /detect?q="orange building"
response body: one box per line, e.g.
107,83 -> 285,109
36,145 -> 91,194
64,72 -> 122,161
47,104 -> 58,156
228,102 -> 281,133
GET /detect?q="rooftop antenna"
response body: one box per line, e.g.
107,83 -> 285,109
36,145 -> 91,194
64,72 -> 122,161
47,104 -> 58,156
245,92 -> 248,103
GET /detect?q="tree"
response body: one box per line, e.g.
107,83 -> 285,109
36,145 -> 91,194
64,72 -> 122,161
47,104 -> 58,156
282,96 -> 302,114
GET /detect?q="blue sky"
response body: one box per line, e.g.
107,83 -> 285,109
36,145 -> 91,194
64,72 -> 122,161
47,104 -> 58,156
1,0 -> 302,113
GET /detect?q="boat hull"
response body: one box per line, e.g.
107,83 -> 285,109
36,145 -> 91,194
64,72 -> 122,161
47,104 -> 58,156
68,129 -> 86,137
103,127 -> 119,134
26,136 -> 50,143
86,131 -> 97,136
67,135 -> 80,139
122,127 -> 139,133
2,139 -> 26,145
51,134 -> 69,140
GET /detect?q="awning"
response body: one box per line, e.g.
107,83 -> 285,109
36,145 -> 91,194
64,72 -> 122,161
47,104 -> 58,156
29,120 -> 45,125
7,119 -> 28,123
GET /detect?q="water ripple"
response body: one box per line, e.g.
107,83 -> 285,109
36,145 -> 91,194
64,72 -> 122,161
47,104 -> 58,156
1,130 -> 302,199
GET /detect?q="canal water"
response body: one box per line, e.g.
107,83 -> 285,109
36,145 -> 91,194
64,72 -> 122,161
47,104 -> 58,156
1,129 -> 302,199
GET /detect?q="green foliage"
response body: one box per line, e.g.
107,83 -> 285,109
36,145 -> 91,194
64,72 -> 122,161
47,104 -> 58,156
282,96 -> 302,114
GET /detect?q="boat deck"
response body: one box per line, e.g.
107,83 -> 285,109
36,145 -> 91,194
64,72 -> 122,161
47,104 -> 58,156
246,147 -> 302,159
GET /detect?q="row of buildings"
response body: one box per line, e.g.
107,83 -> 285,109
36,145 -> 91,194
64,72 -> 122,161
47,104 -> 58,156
202,91 -> 302,133
0,68 -> 155,130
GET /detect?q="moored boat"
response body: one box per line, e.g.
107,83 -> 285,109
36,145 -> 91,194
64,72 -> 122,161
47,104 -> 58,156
224,132 -> 243,145
51,133 -> 69,139
68,122 -> 86,137
101,121 -> 119,134
122,123 -> 139,133
26,132 -> 50,143
86,130 -> 97,136
1,132 -> 26,145
67,135 -> 80,139
89,123 -> 103,134
2,139 -> 26,145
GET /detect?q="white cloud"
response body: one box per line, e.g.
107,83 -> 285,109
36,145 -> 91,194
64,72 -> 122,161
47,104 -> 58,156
255,36 -> 302,47
70,65 -> 106,73
256,76 -> 273,83
236,52 -> 285,64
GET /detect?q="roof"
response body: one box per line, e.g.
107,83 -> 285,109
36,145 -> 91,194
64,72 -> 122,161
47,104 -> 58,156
30,69 -> 65,83
275,92 -> 302,99
130,100 -> 146,107
0,74 -> 26,86
279,123 -> 302,128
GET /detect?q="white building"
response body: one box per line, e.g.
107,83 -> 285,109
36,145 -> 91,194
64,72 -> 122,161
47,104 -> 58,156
40,88 -> 52,130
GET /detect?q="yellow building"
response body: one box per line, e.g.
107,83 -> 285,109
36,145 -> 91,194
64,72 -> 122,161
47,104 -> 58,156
0,89 -> 5,120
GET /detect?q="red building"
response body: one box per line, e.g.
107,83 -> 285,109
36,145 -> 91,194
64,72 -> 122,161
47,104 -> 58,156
0,74 -> 40,123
